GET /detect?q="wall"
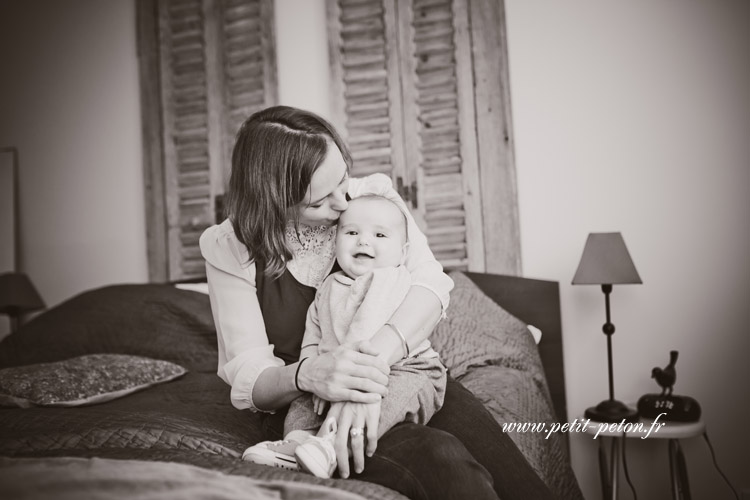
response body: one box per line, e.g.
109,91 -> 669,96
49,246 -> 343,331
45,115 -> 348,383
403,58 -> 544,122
274,0 -> 331,121
1,1 -> 748,498
0,0 -> 148,340
505,0 -> 750,498
0,151 -> 14,335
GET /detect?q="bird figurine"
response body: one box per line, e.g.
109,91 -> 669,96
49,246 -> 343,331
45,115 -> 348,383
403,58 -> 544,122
651,350 -> 678,396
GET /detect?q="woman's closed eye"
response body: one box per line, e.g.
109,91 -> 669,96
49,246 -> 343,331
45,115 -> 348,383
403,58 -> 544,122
309,177 -> 348,210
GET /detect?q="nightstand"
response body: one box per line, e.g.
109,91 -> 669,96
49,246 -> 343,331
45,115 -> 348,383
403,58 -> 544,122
583,414 -> 706,500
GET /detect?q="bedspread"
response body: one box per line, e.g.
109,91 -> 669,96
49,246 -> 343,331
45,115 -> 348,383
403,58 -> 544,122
0,276 -> 583,499
0,456 -> 370,500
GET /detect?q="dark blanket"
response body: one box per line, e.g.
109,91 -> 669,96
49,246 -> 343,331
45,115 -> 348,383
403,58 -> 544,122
0,455 -> 371,500
0,284 -> 219,371
0,279 -> 583,499
0,284 -> 405,500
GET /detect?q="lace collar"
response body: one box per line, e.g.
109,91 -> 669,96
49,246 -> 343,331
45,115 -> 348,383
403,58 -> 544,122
285,221 -> 337,288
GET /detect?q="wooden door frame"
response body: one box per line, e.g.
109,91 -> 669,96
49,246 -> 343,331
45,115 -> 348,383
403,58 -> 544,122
469,0 -> 521,275
137,0 -> 168,283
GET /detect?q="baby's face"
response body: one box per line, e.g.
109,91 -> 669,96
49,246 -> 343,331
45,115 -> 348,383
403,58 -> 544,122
336,197 -> 407,279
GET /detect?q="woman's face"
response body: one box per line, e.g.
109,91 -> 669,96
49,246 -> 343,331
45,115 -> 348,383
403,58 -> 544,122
297,142 -> 349,226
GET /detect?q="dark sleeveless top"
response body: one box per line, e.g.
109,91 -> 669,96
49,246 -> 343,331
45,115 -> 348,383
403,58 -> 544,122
255,195 -> 348,365
255,260 -> 340,365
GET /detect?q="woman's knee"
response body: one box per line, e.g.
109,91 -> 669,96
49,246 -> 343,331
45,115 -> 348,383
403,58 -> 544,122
417,427 -> 495,490
365,423 -> 497,500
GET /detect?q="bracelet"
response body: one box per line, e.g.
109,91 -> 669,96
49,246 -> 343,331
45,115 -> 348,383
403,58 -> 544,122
385,323 -> 410,359
295,358 -> 308,392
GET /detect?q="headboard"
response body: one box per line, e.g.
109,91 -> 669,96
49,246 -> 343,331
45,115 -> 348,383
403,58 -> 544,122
464,272 -> 568,423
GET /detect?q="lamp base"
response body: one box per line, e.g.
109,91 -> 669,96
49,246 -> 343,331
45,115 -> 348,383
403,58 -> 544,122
585,399 -> 639,423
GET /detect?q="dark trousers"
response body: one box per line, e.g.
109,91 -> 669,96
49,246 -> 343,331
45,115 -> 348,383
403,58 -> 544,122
263,377 -> 556,500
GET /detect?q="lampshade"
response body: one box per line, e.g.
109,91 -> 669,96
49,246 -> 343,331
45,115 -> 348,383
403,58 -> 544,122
572,232 -> 642,285
0,272 -> 46,315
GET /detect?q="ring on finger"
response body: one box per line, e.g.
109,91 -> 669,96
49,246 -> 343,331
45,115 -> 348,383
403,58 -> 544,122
350,427 -> 364,438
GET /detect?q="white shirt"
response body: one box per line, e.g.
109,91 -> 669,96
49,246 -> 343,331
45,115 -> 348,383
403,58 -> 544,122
199,173 -> 454,412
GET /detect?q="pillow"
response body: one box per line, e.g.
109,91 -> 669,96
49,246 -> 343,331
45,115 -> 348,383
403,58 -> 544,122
0,353 -> 187,408
0,284 -> 217,373
432,271 -> 544,380
174,282 -> 209,295
527,324 -> 543,344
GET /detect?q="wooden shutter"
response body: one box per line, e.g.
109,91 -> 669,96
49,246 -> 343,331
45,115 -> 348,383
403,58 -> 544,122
327,0 -> 519,274
221,0 -> 278,171
327,0 -> 407,184
397,0 -> 483,270
138,0 -> 276,282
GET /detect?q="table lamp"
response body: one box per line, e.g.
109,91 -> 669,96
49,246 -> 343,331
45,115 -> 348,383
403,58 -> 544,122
0,272 -> 45,335
573,232 -> 641,423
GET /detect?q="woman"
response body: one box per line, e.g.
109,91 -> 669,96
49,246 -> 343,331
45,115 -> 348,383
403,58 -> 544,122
200,106 -> 555,500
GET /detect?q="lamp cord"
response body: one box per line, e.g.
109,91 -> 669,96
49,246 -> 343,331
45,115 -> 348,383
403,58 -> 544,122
620,432 -> 638,500
702,431 -> 739,499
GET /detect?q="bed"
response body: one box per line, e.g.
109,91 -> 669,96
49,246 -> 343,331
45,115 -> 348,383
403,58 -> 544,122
0,270 -> 583,500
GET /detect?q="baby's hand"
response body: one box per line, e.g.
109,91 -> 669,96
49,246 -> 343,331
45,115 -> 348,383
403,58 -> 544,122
312,395 -> 329,415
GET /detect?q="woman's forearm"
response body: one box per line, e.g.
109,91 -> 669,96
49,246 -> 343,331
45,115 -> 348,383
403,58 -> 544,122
253,348 -> 390,410
252,362 -> 303,411
250,286 -> 440,409
369,285 -> 442,365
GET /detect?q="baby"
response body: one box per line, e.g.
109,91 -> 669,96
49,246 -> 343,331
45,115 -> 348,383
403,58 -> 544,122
244,195 -> 446,478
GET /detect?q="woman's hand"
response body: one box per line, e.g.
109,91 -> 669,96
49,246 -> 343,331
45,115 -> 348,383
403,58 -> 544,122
326,400 -> 381,478
298,343 -> 390,404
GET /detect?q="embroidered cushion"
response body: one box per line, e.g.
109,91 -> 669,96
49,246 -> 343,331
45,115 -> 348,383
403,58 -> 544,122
0,353 -> 186,408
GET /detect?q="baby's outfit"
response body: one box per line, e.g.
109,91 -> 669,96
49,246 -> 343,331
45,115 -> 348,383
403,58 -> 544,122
284,266 -> 446,439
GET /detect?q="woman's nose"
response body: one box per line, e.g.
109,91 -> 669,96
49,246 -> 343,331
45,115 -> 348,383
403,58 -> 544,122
330,190 -> 348,212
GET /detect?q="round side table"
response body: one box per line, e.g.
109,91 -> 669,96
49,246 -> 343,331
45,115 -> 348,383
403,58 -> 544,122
583,414 -> 706,500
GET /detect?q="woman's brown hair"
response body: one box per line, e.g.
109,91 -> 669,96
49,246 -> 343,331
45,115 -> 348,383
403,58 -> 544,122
225,106 -> 351,278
